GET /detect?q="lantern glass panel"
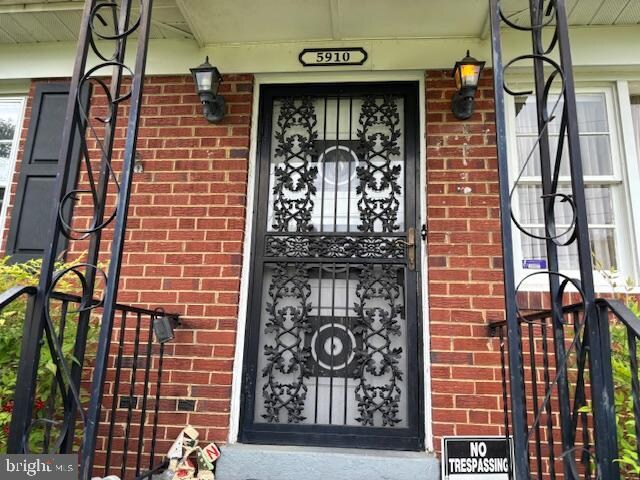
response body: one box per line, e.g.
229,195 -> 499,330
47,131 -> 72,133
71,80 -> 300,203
461,64 -> 480,87
196,70 -> 213,92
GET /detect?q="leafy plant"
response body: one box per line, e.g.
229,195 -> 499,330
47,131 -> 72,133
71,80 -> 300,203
0,256 -> 98,452
589,259 -> 640,475
609,296 -> 640,475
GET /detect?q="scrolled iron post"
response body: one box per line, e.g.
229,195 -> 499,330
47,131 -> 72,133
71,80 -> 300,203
61,0 -> 134,454
554,1 -> 618,476
488,0 -> 530,477
80,1 -> 155,478
527,1 -> 575,475
7,0 -> 97,454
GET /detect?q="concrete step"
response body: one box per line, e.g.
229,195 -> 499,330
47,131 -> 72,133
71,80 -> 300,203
215,443 -> 440,480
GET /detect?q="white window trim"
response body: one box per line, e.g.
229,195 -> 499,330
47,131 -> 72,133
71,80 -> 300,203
505,84 -> 640,292
616,80 -> 640,286
0,96 -> 25,248
227,70 -> 433,452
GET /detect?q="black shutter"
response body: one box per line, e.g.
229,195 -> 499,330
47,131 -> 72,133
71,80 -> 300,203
5,83 -> 88,262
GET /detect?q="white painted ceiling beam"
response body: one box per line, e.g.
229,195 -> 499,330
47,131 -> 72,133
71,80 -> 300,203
175,0 -> 205,47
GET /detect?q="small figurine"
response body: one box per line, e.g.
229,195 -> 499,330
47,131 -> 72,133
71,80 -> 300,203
160,425 -> 220,480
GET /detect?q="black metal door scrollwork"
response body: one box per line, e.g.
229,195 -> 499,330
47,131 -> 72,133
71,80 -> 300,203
271,98 -> 318,232
262,263 -> 313,423
242,83 -> 421,450
357,96 -> 403,233
353,265 -> 404,427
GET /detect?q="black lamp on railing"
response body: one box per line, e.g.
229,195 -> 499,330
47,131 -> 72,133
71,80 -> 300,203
153,312 -> 179,344
451,50 -> 485,120
190,56 -> 225,123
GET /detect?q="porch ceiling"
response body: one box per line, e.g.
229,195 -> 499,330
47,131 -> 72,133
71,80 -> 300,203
175,0 -> 490,45
0,0 -> 193,44
177,0 -> 640,46
0,0 -> 637,46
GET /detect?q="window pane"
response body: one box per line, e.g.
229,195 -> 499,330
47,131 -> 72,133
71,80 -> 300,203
632,96 -> 640,161
520,227 -> 616,271
576,94 -> 608,133
0,102 -> 20,141
0,142 -> 10,158
514,96 -> 538,135
517,134 -> 612,177
516,135 -> 569,177
515,93 -> 608,135
517,184 -> 614,225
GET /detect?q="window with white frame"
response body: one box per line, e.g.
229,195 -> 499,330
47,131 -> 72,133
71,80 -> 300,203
510,88 -> 634,284
632,95 -> 640,162
0,98 -> 23,230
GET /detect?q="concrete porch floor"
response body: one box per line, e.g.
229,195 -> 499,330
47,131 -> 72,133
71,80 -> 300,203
215,443 -> 440,480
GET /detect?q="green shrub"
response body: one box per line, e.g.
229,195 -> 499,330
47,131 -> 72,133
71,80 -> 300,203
611,295 -> 640,475
585,263 -> 640,474
0,257 -> 98,452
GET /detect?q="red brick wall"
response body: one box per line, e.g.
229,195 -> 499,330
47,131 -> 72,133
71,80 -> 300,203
112,74 -> 253,450
4,75 -> 254,461
425,69 -> 507,446
6,71 -> 513,460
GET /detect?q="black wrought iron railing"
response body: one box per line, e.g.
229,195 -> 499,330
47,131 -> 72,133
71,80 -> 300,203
490,298 -> 640,479
3,1 -> 156,479
3,285 -> 178,480
489,0 -> 624,477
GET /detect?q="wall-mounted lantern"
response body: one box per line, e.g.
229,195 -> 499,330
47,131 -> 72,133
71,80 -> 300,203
451,50 -> 485,120
190,56 -> 225,123
153,313 -> 179,344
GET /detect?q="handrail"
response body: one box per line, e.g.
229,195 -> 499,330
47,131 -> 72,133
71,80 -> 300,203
596,298 -> 640,338
48,291 -> 178,318
489,298 -> 639,334
4,282 -> 180,475
489,296 -> 640,478
0,286 -> 175,319
0,285 -> 36,309
0,285 -> 178,317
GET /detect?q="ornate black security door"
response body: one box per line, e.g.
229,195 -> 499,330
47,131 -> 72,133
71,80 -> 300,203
240,82 -> 423,450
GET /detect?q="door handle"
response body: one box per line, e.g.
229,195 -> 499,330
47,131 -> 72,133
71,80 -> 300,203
396,227 -> 416,271
406,227 -> 416,271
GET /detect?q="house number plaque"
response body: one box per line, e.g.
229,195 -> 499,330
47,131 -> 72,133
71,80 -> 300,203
299,47 -> 368,67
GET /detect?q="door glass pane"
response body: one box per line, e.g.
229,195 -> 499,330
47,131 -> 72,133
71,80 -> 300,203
266,96 -> 405,233
254,91 -> 412,433
254,263 -> 407,427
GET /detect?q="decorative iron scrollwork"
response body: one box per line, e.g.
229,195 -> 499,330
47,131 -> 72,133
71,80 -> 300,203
356,96 -> 403,233
261,263 -> 313,423
490,0 -> 610,477
252,88 -> 416,443
353,265 -> 404,426
7,1 -> 156,476
264,235 -> 405,259
271,98 -> 319,232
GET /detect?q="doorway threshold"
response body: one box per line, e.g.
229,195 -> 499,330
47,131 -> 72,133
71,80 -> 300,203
215,443 -> 439,480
